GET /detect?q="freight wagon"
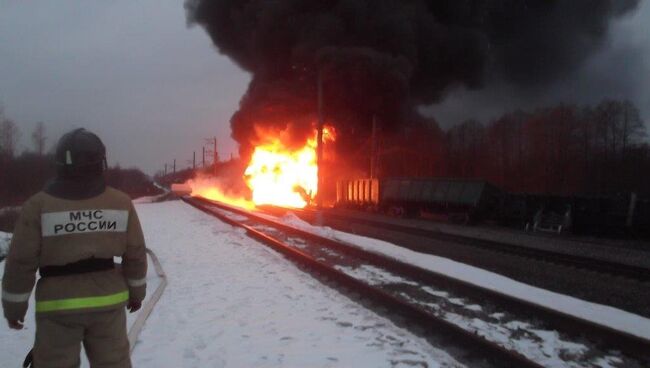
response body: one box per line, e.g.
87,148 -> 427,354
496,192 -> 647,235
336,178 -> 650,237
336,178 -> 501,223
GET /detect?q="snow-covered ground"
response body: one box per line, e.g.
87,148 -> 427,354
132,193 -> 167,204
1,201 -> 463,368
131,201 -> 461,367
3,198 -> 648,367
0,231 -> 11,259
217,209 -> 640,367
271,212 -> 650,341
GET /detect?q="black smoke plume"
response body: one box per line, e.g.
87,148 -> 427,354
185,0 -> 640,155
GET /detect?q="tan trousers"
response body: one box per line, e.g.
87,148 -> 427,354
34,308 -> 131,368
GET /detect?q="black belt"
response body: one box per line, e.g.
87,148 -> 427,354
40,258 -> 114,278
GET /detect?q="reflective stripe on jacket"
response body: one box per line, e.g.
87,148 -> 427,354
2,187 -> 147,320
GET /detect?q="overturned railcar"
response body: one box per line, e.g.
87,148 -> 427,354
487,192 -> 649,237
336,178 -> 501,223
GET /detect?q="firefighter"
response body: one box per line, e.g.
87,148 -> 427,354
2,128 -> 147,368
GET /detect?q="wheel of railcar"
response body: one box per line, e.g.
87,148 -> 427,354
388,205 -> 406,217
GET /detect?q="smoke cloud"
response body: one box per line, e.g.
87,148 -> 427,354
185,0 -> 640,154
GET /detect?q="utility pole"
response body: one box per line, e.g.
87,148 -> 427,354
316,68 -> 324,224
173,159 -> 176,174
202,146 -> 205,168
193,151 -> 196,170
204,137 -> 218,176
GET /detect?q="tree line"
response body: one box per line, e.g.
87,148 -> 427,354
0,108 -> 162,207
376,99 -> 649,197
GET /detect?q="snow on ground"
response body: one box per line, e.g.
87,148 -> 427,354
272,212 -> 650,342
129,200 -> 462,368
4,197 -> 645,367
0,232 -> 10,259
153,182 -> 169,192
330,261 -> 629,367
133,195 -> 164,204
1,201 -> 464,367
132,182 -> 171,203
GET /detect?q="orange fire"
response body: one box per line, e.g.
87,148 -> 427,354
188,125 -> 335,209
186,176 -> 255,210
245,126 -> 335,208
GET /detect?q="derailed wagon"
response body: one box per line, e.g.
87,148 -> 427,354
336,178 -> 501,223
335,178 -> 650,237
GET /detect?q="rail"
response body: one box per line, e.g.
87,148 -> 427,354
183,195 -> 543,367
183,195 -> 650,367
279,206 -> 650,282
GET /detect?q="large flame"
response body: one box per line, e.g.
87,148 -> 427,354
187,125 -> 335,209
186,175 -> 255,210
245,126 -> 335,208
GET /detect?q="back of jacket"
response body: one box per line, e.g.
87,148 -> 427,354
2,187 -> 147,320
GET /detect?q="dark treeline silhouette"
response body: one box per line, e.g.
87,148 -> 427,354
0,153 -> 163,207
377,99 -> 648,197
0,111 -> 162,207
0,152 -> 56,207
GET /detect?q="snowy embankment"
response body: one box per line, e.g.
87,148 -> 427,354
271,212 -> 650,342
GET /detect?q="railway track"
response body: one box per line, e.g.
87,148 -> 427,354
183,196 -> 650,368
267,206 -> 650,283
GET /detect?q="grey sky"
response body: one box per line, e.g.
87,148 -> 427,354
1,1 -> 648,174
0,1 -> 249,174
425,0 -> 650,129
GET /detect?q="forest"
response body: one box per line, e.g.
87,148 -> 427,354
376,99 -> 649,197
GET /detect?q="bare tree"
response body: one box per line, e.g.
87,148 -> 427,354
31,121 -> 47,155
0,109 -> 21,158
447,120 -> 486,177
621,100 -> 645,152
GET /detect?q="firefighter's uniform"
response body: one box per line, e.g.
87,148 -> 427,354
2,186 -> 147,368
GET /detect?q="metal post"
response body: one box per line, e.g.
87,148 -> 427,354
173,159 -> 176,174
315,68 -> 324,225
213,137 -> 218,176
627,192 -> 638,228
202,147 -> 205,168
193,151 -> 196,170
